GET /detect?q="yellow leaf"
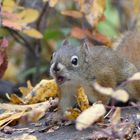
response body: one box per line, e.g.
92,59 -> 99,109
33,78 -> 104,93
16,9 -> 39,24
23,79 -> 58,104
61,10 -> 83,19
64,108 -> 81,120
111,107 -> 121,125
3,0 -> 16,12
0,111 -> 13,120
49,0 -> 58,7
77,87 -> 89,111
134,0 -> 140,14
8,94 -> 25,104
19,80 -> 33,96
22,28 -> 43,39
76,103 -> 106,130
0,111 -> 25,129
77,0 -> 106,26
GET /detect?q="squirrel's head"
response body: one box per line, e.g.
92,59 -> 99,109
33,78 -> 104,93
50,40 -> 90,86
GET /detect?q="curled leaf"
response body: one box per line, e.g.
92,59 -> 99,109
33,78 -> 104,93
23,79 -> 58,104
76,103 -> 106,130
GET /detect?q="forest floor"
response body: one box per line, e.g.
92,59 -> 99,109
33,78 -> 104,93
0,107 -> 139,140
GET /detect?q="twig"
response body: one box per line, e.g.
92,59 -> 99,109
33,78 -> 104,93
8,29 -> 35,54
33,1 -> 49,83
36,1 -> 49,31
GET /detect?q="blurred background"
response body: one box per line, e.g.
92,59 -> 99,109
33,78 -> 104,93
1,0 -> 140,85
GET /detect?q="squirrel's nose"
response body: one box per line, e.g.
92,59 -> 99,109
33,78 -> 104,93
53,62 -> 60,72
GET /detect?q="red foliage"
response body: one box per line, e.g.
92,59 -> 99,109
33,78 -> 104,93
0,38 -> 8,78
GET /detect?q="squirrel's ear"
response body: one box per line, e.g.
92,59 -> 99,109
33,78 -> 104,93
81,39 -> 90,54
61,39 -> 69,48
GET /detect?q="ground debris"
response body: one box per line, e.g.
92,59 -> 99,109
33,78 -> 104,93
91,123 -> 135,140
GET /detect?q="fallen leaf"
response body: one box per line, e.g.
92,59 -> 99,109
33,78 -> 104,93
76,103 -> 106,130
14,133 -> 37,140
0,111 -> 25,129
19,80 -> 33,96
0,111 -> 14,120
64,108 -> 81,120
23,79 -> 58,104
8,94 -> 25,104
111,107 -> 121,125
0,98 -> 58,112
19,101 -> 49,124
77,87 -> 89,111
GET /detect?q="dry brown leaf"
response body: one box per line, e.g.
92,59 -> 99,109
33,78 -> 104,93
61,10 -> 83,19
111,107 -> 121,125
76,103 -> 106,130
93,82 -> 129,102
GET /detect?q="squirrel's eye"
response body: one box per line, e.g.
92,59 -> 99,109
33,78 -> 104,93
71,56 -> 78,67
